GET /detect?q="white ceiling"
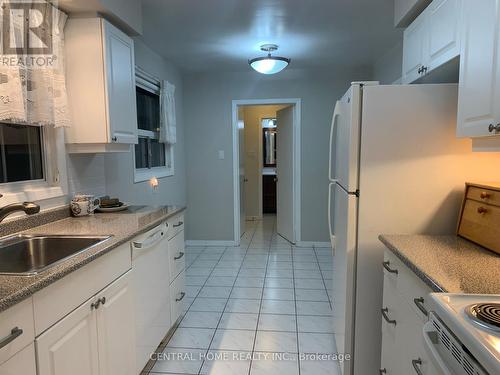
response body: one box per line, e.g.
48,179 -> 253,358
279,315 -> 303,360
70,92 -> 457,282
141,0 -> 402,73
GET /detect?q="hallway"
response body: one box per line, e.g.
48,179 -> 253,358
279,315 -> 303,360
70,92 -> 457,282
146,216 -> 340,375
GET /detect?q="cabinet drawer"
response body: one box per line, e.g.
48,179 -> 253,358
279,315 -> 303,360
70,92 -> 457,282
467,186 -> 500,207
33,243 -> 131,335
0,343 -> 36,375
0,298 -> 35,365
167,214 -> 184,240
458,199 -> 500,254
170,271 -> 186,325
168,230 -> 185,282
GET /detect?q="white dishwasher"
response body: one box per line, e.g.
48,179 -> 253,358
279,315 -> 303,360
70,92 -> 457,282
131,222 -> 171,374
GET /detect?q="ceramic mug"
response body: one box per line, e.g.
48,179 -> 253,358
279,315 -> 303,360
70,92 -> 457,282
71,194 -> 99,217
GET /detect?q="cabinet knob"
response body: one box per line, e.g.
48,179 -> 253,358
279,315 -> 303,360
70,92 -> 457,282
417,66 -> 423,74
488,124 -> 500,133
111,136 -> 118,142
379,370 -> 387,375
480,191 -> 491,199
477,206 -> 488,214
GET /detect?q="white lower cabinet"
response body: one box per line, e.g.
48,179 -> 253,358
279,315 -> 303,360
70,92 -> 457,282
36,271 -> 135,375
36,297 -> 99,375
380,250 -> 437,375
96,272 -> 136,375
0,343 -> 36,375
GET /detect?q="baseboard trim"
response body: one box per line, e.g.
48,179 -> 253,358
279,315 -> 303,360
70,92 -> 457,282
296,241 -> 331,248
185,240 -> 237,247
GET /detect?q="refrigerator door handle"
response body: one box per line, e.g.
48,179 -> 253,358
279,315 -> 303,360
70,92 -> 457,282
329,101 -> 342,182
328,182 -> 335,247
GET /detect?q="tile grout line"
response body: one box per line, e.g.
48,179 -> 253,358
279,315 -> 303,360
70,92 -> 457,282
247,219 -> 273,375
291,241 -> 302,375
312,245 -> 333,310
197,220 -> 257,375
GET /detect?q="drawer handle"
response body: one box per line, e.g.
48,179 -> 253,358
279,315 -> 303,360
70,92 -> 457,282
382,261 -> 398,274
381,308 -> 397,325
413,297 -> 428,317
174,252 -> 185,260
480,191 -> 491,199
0,327 -> 23,349
176,292 -> 186,302
379,369 -> 387,374
412,358 -> 423,375
91,297 -> 106,310
477,206 -> 488,214
173,221 -> 184,228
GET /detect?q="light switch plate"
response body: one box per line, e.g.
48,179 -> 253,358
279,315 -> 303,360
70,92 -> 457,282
218,150 -> 225,160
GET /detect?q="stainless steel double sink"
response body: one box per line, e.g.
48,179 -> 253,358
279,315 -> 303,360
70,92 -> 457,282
0,234 -> 110,276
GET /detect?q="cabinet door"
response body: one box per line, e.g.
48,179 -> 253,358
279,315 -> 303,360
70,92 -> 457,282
0,344 -> 36,375
103,20 -> 138,144
457,0 -> 500,137
96,271 -> 136,375
36,299 -> 99,375
427,0 -> 461,70
402,10 -> 428,84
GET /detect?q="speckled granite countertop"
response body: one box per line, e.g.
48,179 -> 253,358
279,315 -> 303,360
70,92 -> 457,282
379,235 -> 500,294
0,205 -> 185,313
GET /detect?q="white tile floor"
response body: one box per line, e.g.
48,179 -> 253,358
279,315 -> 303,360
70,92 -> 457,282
149,215 -> 341,375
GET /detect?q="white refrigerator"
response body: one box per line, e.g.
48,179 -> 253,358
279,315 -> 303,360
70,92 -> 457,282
328,83 -> 500,375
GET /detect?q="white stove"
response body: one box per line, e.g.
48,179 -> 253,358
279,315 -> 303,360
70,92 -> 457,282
426,294 -> 500,375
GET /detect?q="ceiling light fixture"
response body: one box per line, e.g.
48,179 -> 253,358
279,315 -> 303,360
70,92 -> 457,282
249,44 -> 290,75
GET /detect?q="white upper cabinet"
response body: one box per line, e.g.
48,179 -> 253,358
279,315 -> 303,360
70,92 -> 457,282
402,11 -> 429,84
457,0 -> 500,138
65,18 -> 138,153
427,0 -> 461,70
402,0 -> 461,84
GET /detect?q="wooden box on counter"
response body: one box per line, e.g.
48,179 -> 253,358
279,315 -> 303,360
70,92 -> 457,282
458,182 -> 500,255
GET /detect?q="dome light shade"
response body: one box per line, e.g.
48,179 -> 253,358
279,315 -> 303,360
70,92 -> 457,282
249,44 -> 290,75
249,56 -> 290,74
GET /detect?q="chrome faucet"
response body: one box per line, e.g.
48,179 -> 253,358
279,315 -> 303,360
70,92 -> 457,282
0,201 -> 40,223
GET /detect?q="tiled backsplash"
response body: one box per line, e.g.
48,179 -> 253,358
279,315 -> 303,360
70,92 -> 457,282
67,154 -> 107,197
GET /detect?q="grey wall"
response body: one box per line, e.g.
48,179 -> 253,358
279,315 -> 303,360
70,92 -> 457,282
184,67 -> 372,242
103,38 -> 187,206
373,41 -> 403,84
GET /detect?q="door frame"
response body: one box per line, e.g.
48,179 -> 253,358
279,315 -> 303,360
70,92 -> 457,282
231,98 -> 302,245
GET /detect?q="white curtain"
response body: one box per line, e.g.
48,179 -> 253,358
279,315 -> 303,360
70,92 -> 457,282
0,1 -> 70,128
159,80 -> 176,144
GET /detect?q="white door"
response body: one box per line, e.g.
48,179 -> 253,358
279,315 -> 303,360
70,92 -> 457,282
457,0 -> 500,137
427,0 -> 461,71
276,106 -> 295,243
103,20 -> 138,144
331,85 -> 361,193
96,271 -> 136,375
331,183 -> 358,375
36,299 -> 99,375
238,108 -> 246,238
402,11 -> 428,84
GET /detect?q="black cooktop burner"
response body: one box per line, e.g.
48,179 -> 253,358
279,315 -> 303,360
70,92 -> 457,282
466,303 -> 500,331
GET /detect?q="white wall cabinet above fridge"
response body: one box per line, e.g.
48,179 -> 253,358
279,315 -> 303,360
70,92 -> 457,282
402,0 -> 462,84
457,0 -> 500,139
65,18 -> 138,153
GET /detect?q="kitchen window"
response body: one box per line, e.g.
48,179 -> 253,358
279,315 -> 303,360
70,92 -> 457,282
134,68 -> 174,182
0,122 -> 67,205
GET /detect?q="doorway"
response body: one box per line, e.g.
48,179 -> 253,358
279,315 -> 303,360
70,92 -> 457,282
232,99 -> 301,245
